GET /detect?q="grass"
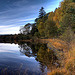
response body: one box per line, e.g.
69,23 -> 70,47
47,69 -> 66,75
46,38 -> 75,75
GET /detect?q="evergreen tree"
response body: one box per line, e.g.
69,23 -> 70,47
39,7 -> 46,18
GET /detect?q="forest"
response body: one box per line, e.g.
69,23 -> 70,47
19,0 -> 75,40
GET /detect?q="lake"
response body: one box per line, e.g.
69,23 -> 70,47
0,43 -> 57,75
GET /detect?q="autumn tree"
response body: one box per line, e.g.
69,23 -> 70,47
43,11 -> 58,38
36,13 -> 48,37
58,0 -> 75,34
53,8 -> 61,28
48,11 -> 54,21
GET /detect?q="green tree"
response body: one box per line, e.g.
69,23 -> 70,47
45,20 -> 57,38
59,1 -> 75,34
39,7 -> 46,18
38,22 -> 45,36
60,27 -> 74,50
31,23 -> 38,36
36,14 -> 48,37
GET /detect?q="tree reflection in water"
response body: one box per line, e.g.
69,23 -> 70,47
37,44 -> 58,71
19,43 -> 58,73
19,43 -> 33,57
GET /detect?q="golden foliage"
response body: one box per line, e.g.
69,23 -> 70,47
53,8 -> 61,28
48,12 -> 54,21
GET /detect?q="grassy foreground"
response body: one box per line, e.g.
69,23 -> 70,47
40,39 -> 75,75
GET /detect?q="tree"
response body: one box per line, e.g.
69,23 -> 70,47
53,0 -> 75,35
53,0 -> 75,28
58,1 -> 75,34
48,11 -> 54,21
53,8 -> 61,28
35,18 -> 39,23
60,14 -> 75,33
60,27 -> 74,50
39,7 -> 46,18
31,23 -> 38,36
36,14 -> 48,37
38,21 -> 45,36
45,20 -> 57,38
34,32 -> 40,38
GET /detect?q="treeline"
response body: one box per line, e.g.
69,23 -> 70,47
0,34 -> 31,43
20,0 -> 75,40
0,35 -> 14,43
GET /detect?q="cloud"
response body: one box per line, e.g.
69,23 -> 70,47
0,17 -> 35,25
0,0 -> 62,34
0,17 -> 35,34
0,25 -> 20,34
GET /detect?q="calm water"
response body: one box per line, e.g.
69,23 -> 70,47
0,43 -> 57,75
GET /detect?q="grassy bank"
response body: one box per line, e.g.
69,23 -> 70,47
46,39 -> 75,75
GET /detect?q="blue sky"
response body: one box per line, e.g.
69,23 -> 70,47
0,0 -> 62,34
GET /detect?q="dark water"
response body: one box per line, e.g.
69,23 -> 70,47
0,43 -> 57,75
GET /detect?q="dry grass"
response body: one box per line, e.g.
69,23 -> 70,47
40,39 -> 68,50
64,41 -> 75,74
47,69 -> 66,75
46,39 -> 75,75
65,57 -> 75,71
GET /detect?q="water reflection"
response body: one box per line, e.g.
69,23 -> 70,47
19,43 -> 33,57
19,43 -> 58,73
0,43 -> 41,75
37,44 -> 57,70
0,42 -> 58,75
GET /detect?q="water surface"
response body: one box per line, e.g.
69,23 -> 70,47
0,43 -> 57,75
0,43 -> 47,75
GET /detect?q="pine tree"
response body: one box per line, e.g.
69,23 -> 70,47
39,7 -> 46,18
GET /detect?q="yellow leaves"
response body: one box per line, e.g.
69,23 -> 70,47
36,0 -> 75,37
53,8 -> 61,28
48,12 -> 54,21
52,0 -> 75,29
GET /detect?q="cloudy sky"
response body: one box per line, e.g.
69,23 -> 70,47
0,0 -> 62,34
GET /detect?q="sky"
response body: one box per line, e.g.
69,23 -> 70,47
0,0 -> 62,34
